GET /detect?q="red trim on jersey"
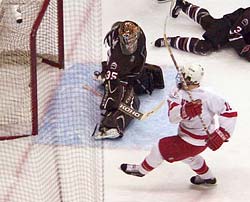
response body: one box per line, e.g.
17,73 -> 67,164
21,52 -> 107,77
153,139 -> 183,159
141,160 -> 154,171
168,100 -> 179,116
193,161 -> 209,175
220,112 -> 238,118
168,101 -> 179,111
180,126 -> 208,140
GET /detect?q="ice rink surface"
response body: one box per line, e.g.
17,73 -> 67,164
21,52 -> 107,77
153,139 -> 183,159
101,0 -> 250,202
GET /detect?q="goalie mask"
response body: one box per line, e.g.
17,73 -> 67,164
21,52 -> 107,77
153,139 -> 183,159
176,63 -> 204,88
118,21 -> 141,55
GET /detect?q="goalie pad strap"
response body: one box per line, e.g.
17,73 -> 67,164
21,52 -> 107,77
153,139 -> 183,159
100,79 -> 124,111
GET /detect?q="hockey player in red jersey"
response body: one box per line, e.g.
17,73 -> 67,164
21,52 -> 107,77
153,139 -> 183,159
120,63 -> 238,185
93,21 -> 164,140
155,0 -> 250,62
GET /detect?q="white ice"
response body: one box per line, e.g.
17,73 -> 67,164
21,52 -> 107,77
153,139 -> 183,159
102,0 -> 250,202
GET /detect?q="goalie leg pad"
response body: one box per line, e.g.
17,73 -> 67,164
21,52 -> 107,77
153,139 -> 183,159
99,87 -> 140,137
100,79 -> 124,111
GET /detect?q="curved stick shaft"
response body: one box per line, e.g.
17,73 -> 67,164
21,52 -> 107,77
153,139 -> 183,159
163,14 -> 210,136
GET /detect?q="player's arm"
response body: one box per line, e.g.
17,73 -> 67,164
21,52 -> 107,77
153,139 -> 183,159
167,89 -> 202,123
167,99 -> 182,124
228,9 -> 250,61
206,96 -> 238,151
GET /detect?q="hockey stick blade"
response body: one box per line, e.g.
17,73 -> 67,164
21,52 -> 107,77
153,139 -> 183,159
140,100 -> 165,120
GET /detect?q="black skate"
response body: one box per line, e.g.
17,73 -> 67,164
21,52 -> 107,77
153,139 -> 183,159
190,175 -> 217,185
120,164 -> 145,177
170,0 -> 184,18
154,38 -> 165,47
154,37 -> 171,47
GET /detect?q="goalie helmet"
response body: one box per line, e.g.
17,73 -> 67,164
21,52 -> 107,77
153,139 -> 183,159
177,63 -> 204,87
118,21 -> 141,55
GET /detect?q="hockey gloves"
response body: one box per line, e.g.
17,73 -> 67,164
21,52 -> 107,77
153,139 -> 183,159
181,99 -> 202,119
206,127 -> 230,151
240,45 -> 250,62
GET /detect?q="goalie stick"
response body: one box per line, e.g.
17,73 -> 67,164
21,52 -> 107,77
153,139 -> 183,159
83,84 -> 165,121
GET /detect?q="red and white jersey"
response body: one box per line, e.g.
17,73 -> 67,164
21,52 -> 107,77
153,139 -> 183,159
167,87 -> 238,146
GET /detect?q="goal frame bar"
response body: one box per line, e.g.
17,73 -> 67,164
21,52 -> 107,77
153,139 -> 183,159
0,0 -> 64,140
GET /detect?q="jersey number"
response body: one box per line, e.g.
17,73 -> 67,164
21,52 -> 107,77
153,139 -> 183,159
105,70 -> 118,80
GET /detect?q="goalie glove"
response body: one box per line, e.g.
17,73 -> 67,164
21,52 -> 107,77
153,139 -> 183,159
240,45 -> 250,62
93,71 -> 105,82
206,127 -> 230,151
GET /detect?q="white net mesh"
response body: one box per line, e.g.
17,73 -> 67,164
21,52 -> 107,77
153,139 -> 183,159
0,0 -> 103,201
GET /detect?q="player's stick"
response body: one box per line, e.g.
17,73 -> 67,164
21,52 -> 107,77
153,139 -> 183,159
163,9 -> 211,137
83,84 -> 165,121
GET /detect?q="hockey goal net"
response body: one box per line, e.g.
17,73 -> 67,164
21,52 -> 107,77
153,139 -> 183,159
0,0 -> 103,202
0,0 -> 64,139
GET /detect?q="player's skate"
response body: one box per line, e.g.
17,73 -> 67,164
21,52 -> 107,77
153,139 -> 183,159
154,37 -> 171,47
170,0 -> 185,18
190,175 -> 217,185
94,127 -> 123,140
120,164 -> 145,177
154,38 -> 165,47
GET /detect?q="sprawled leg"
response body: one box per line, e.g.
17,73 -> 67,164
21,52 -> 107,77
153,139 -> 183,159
171,0 -> 215,29
169,36 -> 214,55
155,1 -> 216,54
155,36 -> 214,55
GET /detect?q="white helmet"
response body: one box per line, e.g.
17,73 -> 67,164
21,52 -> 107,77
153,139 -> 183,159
179,63 -> 204,85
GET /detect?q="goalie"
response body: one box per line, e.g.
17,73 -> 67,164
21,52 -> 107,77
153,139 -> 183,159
93,20 -> 165,140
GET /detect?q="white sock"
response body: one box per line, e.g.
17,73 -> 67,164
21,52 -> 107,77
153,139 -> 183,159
199,168 -> 215,179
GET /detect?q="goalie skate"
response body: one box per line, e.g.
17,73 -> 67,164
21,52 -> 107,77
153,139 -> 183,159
120,164 -> 145,177
190,175 -> 217,185
94,128 -> 123,140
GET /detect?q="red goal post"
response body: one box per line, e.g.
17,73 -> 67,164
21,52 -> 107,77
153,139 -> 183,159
0,0 -> 64,140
